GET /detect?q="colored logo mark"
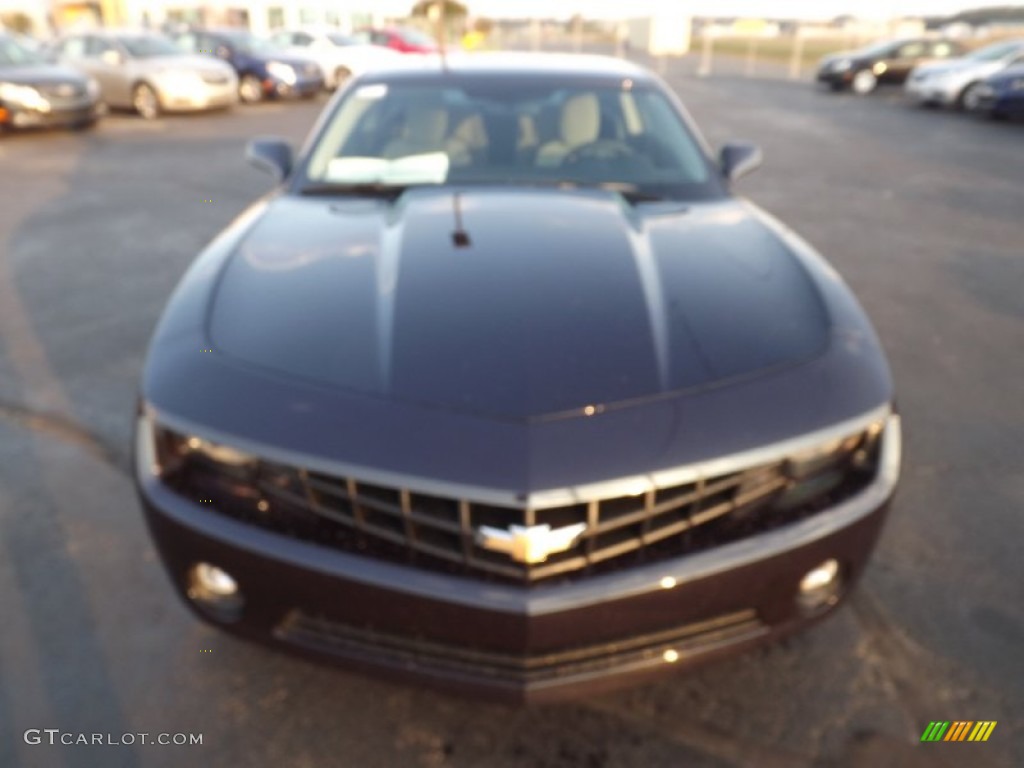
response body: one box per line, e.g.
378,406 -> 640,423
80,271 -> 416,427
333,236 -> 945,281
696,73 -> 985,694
920,721 -> 997,742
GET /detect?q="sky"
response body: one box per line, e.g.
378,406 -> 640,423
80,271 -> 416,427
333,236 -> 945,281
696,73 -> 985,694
377,0 -> 1023,21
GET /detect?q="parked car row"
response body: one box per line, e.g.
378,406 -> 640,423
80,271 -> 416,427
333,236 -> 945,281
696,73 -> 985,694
1,25 -> 431,132
816,36 -> 1024,119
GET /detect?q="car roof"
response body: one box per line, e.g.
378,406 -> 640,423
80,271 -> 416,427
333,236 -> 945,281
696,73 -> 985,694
360,51 -> 655,82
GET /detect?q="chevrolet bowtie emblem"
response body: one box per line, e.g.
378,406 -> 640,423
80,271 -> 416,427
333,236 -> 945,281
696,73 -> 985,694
475,523 -> 588,564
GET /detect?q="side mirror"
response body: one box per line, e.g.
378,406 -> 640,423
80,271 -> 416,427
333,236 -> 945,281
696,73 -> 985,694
719,141 -> 763,182
100,49 -> 123,66
247,137 -> 294,180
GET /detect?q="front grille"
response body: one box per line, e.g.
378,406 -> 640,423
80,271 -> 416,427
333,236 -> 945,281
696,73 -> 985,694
38,82 -> 87,105
39,82 -> 85,99
275,609 -> 766,685
157,419 -> 885,586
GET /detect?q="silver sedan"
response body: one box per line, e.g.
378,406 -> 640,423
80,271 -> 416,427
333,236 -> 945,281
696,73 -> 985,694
53,30 -> 238,119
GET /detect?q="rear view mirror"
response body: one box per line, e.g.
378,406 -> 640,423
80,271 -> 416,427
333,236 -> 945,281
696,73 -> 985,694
720,141 -> 763,182
247,137 -> 294,180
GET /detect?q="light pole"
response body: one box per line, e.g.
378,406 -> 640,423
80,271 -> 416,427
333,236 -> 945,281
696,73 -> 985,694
429,1 -> 447,65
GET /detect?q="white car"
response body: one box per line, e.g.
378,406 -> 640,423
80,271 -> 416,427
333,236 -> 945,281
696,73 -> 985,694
905,39 -> 1024,110
268,28 -> 400,90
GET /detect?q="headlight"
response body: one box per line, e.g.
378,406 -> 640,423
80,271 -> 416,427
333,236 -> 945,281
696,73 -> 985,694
830,58 -> 852,72
141,411 -> 328,533
266,61 -> 297,85
85,77 -> 100,98
1010,78 -> 1024,92
775,421 -> 885,511
140,411 -> 263,510
0,82 -> 50,112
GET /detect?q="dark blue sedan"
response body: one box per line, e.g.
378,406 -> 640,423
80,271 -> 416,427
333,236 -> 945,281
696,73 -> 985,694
175,28 -> 323,103
974,63 -> 1024,119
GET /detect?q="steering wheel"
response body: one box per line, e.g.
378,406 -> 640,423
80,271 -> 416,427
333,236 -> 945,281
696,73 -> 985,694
562,139 -> 635,165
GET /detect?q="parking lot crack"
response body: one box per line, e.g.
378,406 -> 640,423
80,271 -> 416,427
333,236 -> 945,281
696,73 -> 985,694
0,400 -> 128,476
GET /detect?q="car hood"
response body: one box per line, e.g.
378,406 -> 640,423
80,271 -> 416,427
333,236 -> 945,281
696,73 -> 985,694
0,63 -> 89,86
916,57 -> 1002,78
988,62 -> 1024,84
206,189 -> 830,421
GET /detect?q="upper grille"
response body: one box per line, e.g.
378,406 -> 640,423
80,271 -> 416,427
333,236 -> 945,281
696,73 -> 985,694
157,418 -> 884,586
39,82 -> 86,101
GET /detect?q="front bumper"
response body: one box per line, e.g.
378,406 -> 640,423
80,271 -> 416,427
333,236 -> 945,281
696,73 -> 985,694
156,80 -> 238,112
265,75 -> 323,99
904,77 -> 957,106
973,86 -> 1024,116
816,69 -> 853,88
136,414 -> 900,702
0,97 -> 102,130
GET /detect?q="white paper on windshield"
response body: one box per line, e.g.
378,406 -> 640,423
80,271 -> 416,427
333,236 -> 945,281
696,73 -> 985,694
325,153 -> 450,185
354,84 -> 388,100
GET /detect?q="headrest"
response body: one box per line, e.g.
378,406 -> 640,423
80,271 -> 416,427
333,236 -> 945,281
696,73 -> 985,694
560,93 -> 600,147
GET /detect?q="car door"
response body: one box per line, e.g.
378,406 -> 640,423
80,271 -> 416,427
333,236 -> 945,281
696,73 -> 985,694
928,40 -> 958,62
883,41 -> 928,82
92,37 -> 133,106
72,36 -> 123,106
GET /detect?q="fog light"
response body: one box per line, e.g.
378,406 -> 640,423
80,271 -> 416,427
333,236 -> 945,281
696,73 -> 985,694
797,558 -> 842,613
193,563 -> 237,595
187,562 -> 243,621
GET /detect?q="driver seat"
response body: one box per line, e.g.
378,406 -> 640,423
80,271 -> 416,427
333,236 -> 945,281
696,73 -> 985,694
535,93 -> 600,168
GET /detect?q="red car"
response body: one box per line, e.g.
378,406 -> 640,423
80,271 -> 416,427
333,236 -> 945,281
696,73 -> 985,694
359,26 -> 437,54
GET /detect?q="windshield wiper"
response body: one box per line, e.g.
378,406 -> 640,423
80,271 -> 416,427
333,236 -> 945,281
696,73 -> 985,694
299,182 -> 411,200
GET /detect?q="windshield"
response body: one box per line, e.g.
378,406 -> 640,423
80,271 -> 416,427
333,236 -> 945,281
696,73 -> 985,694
302,78 -> 719,200
222,31 -> 277,54
857,40 -> 900,58
120,35 -> 184,58
0,35 -> 43,67
327,33 -> 359,47
966,41 -> 1024,62
397,28 -> 435,47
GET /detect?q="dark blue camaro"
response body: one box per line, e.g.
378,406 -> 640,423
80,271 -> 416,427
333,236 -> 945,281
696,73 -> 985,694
135,53 -> 901,702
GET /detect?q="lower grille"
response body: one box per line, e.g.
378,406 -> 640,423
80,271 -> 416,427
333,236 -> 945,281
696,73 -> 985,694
275,609 -> 766,685
156,418 -> 885,586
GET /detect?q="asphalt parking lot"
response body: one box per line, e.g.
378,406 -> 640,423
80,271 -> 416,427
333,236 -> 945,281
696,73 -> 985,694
1,64 -> 1022,768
